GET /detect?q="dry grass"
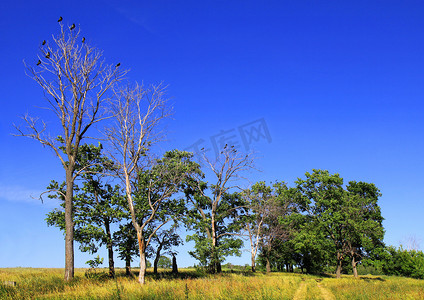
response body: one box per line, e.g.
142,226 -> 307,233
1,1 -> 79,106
0,268 -> 423,299
323,274 -> 424,300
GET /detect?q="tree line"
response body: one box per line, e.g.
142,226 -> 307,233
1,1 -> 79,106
15,21 -> 422,285
44,140 -> 388,280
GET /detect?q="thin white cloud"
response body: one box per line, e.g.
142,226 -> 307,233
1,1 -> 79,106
114,6 -> 156,34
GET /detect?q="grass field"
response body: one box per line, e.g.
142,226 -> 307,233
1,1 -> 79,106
1,268 -> 424,299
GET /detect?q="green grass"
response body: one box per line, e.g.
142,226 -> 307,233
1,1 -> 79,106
0,268 -> 423,299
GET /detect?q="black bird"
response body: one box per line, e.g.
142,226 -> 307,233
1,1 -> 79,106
36,60 -> 41,66
82,37 -> 85,43
70,24 -> 75,30
116,63 -> 121,68
200,147 -> 205,151
45,52 -> 50,59
42,40 -> 46,45
58,16 -> 63,22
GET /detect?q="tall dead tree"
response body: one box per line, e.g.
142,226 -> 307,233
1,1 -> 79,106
105,83 -> 197,285
14,22 -> 126,281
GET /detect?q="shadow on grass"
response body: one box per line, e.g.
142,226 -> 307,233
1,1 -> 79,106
359,276 -> 386,282
316,273 -> 335,278
114,269 -> 259,281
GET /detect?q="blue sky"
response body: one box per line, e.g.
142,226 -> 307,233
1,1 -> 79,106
1,0 -> 424,268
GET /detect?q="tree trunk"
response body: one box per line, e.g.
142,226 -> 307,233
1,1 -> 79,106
64,169 -> 75,281
153,251 -> 160,274
139,252 -> 147,285
172,254 -> 178,274
210,216 -> 220,274
137,231 -> 146,285
352,256 -> 358,278
104,219 -> 115,278
251,255 -> 256,272
153,241 -> 164,275
336,253 -> 343,278
153,258 -> 159,275
266,256 -> 271,273
125,255 -> 132,277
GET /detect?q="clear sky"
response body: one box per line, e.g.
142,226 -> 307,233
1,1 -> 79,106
1,0 -> 424,268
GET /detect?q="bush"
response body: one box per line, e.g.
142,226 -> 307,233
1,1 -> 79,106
357,264 -> 383,275
381,246 -> 424,279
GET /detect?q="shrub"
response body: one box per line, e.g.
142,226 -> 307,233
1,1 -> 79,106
381,246 -> 424,279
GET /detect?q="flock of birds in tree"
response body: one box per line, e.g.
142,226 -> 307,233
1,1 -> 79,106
200,144 -> 237,154
36,17 -> 120,68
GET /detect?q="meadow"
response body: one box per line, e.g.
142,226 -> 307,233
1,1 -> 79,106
1,268 -> 424,299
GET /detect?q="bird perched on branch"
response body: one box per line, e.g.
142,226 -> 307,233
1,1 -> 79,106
116,63 -> 121,68
70,24 -> 75,30
36,60 -> 41,66
58,16 -> 63,22
82,37 -> 85,43
42,40 -> 46,45
45,52 -> 50,59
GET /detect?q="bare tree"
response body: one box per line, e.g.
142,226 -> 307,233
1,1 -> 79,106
403,235 -> 421,251
14,22 -> 126,281
105,83 -> 197,285
186,146 -> 255,273
241,181 -> 275,272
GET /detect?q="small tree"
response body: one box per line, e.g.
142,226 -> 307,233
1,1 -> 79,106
152,226 -> 183,274
114,222 -> 138,277
15,21 -> 126,280
157,256 -> 172,269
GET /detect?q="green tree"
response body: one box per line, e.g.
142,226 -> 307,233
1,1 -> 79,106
186,191 -> 245,273
46,143 -> 126,278
185,146 -> 254,273
112,146 -> 200,284
294,169 -> 384,278
381,246 -> 424,279
113,222 -> 138,277
344,181 -> 385,277
286,214 -> 333,274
